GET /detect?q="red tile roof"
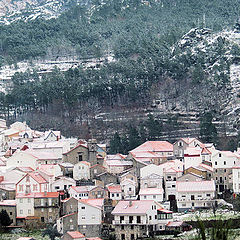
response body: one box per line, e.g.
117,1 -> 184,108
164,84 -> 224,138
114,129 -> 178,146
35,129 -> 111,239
66,231 -> 85,239
130,141 -> 173,153
176,180 -> 215,192
79,198 -> 104,209
107,185 -> 122,193
28,172 -> 48,184
112,200 -> 159,215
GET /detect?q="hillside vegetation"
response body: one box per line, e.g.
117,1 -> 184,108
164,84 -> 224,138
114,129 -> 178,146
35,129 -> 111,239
0,0 -> 239,143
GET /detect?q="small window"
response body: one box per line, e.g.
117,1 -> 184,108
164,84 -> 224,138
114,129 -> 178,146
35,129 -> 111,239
219,153 -> 222,157
10,212 -> 12,215
121,225 -> 124,230
215,162 -> 217,166
224,161 -> 226,165
81,206 -> 85,209
149,216 -> 152,220
28,209 -> 31,214
82,215 -> 85,219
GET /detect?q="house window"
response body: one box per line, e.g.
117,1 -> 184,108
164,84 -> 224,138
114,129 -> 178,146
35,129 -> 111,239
33,184 -> 38,191
117,193 -> 119,197
206,194 -> 211,197
81,206 -> 85,210
82,215 -> 85,219
215,162 -> 217,166
224,161 -> 226,165
153,195 -> 156,199
70,225 -> 74,230
19,185 -> 23,192
41,199 -> 44,206
121,225 -> 124,230
10,212 -> 12,215
28,209 -> 31,214
219,153 -> 222,157
149,216 -> 152,220
20,210 -> 23,214
41,208 -> 44,212
70,219 -> 73,223
28,198 -> 31,203
20,199 -> 23,203
144,195 -> 147,199
78,153 -> 83,161
55,186 -> 60,190
49,199 -> 52,206
26,176 -> 30,182
129,187 -> 132,191
92,215 -> 95,219
49,208 -> 52,213
49,216 -> 53,222
131,225 -> 134,230
121,234 -> 125,240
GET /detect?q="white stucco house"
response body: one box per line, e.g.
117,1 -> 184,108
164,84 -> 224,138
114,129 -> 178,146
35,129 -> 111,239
73,161 -> 91,180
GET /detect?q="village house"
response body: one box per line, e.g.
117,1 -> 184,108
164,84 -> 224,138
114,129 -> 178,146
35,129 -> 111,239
140,173 -> 163,189
78,198 -> 104,237
63,140 -> 99,166
94,171 -> 118,186
158,160 -> 183,201
173,138 -> 203,160
44,130 -> 61,141
57,212 -> 78,234
119,171 -> 137,184
212,150 -> 240,193
16,192 -> 60,225
69,186 -> 107,200
90,164 -> 106,179
16,172 -> 49,195
129,141 -> 173,177
139,188 -> 164,202
63,231 -> 85,240
105,154 -> 132,174
0,186 -> 16,200
183,147 -> 202,170
0,199 -> 16,225
120,179 -> 137,200
112,200 -> 173,240
73,161 -> 91,180
184,163 -> 213,180
107,185 -> 122,201
176,180 -> 216,211
61,197 -> 78,216
52,176 -> 76,192
177,173 -> 204,182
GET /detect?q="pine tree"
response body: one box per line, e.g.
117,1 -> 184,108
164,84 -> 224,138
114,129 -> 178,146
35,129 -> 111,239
200,112 -> 218,144
0,210 -> 12,227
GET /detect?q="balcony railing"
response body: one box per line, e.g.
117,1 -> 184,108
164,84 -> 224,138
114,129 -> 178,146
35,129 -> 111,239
113,220 -> 145,225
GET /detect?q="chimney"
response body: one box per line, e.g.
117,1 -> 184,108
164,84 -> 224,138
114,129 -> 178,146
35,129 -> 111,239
129,200 -> 132,207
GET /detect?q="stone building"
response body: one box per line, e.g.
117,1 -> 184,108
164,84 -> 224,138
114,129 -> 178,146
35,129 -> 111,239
63,139 -> 100,166
33,192 -> 60,225
62,197 -> 78,216
57,212 -> 78,234
0,200 -> 16,225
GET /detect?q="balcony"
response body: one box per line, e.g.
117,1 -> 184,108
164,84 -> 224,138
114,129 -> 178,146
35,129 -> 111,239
113,220 -> 145,225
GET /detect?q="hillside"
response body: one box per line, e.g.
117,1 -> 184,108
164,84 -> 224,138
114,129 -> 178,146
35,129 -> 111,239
0,0 -> 239,148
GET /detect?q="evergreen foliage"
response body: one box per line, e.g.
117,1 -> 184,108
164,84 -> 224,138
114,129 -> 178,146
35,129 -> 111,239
200,112 -> 218,144
0,210 -> 12,227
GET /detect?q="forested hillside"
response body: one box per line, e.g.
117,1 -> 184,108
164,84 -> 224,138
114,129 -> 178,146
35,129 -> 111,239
0,0 -> 239,148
